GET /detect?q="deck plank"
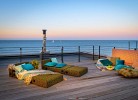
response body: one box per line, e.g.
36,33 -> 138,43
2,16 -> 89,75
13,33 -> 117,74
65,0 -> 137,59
27,78 -> 138,100
0,61 -> 138,100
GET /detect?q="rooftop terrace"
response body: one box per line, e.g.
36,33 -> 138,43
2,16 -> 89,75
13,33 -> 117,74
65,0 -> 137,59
0,58 -> 138,100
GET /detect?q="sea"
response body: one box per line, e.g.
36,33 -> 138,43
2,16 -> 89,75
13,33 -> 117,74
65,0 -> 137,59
0,40 -> 137,47
0,40 -> 137,56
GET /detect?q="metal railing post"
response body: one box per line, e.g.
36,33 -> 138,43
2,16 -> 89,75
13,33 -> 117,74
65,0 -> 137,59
93,45 -> 94,60
61,46 -> 64,63
78,46 -> 80,62
20,48 -> 22,63
99,46 -> 100,59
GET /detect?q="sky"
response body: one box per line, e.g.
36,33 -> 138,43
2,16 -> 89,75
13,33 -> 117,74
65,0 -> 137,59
0,0 -> 138,40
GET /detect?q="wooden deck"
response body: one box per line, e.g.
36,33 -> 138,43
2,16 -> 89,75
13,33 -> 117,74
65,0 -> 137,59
0,60 -> 138,100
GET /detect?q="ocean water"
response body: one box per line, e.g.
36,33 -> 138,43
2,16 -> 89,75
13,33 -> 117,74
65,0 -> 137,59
0,40 -> 137,47
0,40 -> 137,56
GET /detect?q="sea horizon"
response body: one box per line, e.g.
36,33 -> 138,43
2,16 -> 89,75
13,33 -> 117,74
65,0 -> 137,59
0,40 -> 137,56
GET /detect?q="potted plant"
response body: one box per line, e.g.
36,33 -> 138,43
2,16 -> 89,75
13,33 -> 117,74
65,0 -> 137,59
31,59 -> 39,69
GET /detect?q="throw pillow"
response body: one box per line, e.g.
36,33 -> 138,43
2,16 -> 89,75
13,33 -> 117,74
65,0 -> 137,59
22,64 -> 34,71
14,65 -> 23,72
108,57 -> 120,66
116,60 -> 124,65
115,65 -> 131,70
99,59 -> 112,66
51,58 -> 58,63
55,63 -> 67,68
45,62 -> 57,67
115,65 -> 126,70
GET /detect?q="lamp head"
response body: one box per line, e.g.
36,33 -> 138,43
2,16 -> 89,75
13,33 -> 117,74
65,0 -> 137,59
42,29 -> 47,34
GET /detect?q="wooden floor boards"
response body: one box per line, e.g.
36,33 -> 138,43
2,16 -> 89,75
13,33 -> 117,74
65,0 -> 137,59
0,61 -> 138,100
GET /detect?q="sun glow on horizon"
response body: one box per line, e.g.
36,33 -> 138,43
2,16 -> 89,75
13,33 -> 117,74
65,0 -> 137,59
0,0 -> 138,40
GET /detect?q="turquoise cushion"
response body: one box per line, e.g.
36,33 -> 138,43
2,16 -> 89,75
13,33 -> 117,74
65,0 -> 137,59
51,58 -> 58,63
55,63 -> 67,68
45,62 -> 57,67
114,65 -> 131,70
22,64 -> 34,71
99,59 -> 112,66
116,60 -> 124,65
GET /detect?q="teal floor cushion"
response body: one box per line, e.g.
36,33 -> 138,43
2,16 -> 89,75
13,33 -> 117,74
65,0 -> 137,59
115,65 -> 132,70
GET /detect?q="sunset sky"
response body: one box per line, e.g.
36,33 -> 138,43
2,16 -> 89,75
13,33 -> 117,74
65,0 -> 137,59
0,0 -> 138,40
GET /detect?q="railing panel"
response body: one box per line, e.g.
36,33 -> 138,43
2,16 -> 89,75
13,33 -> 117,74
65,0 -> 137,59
0,43 -> 138,67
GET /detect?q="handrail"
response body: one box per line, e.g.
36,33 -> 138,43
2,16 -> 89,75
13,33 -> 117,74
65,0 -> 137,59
0,45 -> 137,63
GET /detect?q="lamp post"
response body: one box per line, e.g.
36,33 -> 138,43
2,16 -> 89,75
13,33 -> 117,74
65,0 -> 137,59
42,29 -> 47,53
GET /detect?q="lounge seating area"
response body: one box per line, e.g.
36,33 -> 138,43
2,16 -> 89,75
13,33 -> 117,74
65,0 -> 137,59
8,62 -> 63,88
41,58 -> 88,77
96,48 -> 138,78
8,48 -> 138,90
8,58 -> 88,88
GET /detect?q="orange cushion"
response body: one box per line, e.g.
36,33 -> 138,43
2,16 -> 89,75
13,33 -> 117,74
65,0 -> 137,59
108,57 -> 120,66
125,62 -> 133,66
132,61 -> 138,70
